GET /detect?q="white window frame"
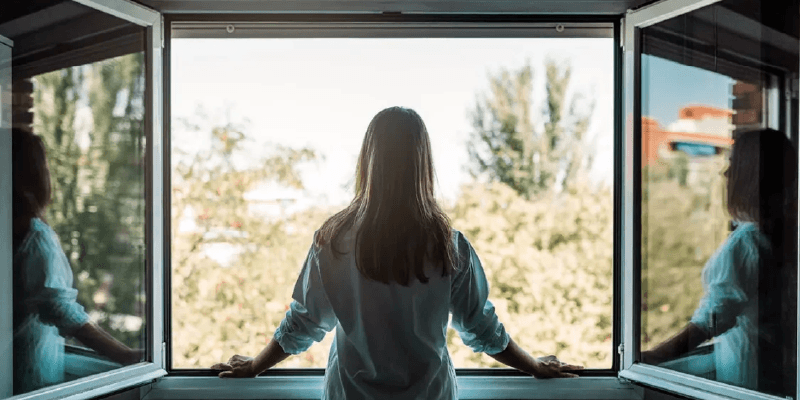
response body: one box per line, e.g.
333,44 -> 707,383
618,1 -> 800,400
0,1 -> 167,400
149,17 -> 639,400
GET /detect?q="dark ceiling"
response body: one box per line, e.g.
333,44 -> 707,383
2,0 -> 661,24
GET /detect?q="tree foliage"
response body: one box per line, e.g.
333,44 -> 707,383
446,182 -> 613,368
458,59 -> 611,367
170,112 -> 328,367
468,59 -> 594,199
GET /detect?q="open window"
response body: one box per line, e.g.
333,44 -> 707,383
0,1 -> 165,399
619,1 -> 799,399
165,17 -> 618,373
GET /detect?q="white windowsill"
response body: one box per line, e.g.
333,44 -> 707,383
143,376 -> 642,400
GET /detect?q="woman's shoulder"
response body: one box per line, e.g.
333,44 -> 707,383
707,222 -> 770,275
14,218 -> 61,258
451,229 -> 471,250
729,221 -> 770,248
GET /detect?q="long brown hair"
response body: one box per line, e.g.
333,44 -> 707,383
12,128 -> 52,251
315,107 -> 455,286
727,129 -> 797,234
727,128 -> 797,395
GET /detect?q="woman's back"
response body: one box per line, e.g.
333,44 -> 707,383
275,228 -> 508,400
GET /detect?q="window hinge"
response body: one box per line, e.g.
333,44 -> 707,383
161,342 -> 166,369
620,18 -> 625,49
617,342 -> 624,365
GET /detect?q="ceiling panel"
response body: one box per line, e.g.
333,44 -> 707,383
133,0 -> 653,14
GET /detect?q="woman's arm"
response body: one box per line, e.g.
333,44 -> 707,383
212,242 -> 335,377
450,233 -> 582,378
488,337 -> 583,378
212,339 -> 292,378
72,322 -> 141,365
641,323 -> 710,364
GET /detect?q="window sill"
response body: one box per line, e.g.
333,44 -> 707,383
143,376 -> 642,400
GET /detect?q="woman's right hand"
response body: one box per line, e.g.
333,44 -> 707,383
528,355 -> 583,378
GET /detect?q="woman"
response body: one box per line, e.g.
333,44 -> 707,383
12,128 -> 140,394
642,128 -> 797,396
212,107 -> 583,398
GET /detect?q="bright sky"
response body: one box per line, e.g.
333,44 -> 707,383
171,38 -> 616,210
642,55 -> 734,126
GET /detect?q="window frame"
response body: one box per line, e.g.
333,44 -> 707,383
618,1 -> 800,400
1,33 -> 14,400
0,1 -> 167,400
160,13 -> 624,394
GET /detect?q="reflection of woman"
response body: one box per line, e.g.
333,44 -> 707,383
642,129 -> 797,395
12,128 -> 140,394
211,107 -> 582,399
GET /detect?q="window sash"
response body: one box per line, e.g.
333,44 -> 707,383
620,364 -> 789,400
620,1 -> 800,400
0,1 -> 166,399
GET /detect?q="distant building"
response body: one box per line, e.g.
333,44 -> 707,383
642,105 -> 735,166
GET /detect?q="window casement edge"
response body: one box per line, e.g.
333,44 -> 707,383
0,35 -> 12,48
143,376 -> 642,400
74,0 -> 160,27
620,364 -> 791,400
624,0 -> 721,29
4,365 -> 166,400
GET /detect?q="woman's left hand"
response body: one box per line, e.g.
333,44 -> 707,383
211,355 -> 257,378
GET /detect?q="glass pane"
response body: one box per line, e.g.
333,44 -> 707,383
639,1 -> 799,397
171,37 -> 614,370
4,3 -> 148,395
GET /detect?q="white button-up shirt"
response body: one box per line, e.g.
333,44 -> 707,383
274,229 -> 510,400
690,222 -> 770,390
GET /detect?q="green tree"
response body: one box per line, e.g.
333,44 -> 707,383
456,59 -> 612,368
468,59 -> 594,199
170,111 -> 335,368
445,182 -> 613,368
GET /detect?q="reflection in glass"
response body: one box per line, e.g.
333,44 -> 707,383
639,1 -> 798,397
4,3 -> 147,394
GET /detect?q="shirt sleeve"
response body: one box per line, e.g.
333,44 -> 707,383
18,229 -> 90,337
449,232 -> 510,355
273,242 -> 338,355
690,227 -> 758,336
